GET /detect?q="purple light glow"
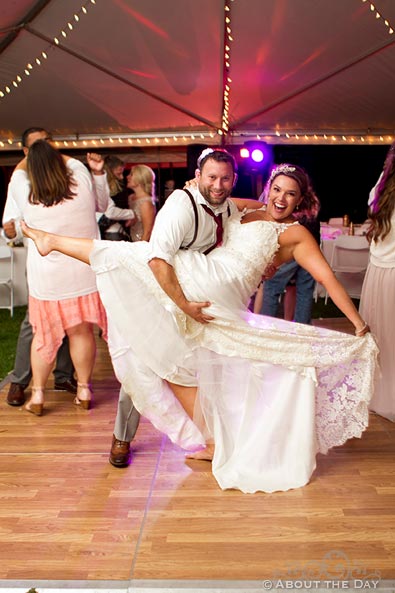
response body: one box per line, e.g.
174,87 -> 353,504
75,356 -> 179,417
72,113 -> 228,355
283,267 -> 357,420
251,149 -> 264,163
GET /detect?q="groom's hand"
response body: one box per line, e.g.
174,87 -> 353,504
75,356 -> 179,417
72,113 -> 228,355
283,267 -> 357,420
183,301 -> 215,324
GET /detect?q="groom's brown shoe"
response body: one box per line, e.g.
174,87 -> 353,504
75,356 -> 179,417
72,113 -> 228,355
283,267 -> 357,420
54,378 -> 78,394
109,435 -> 131,468
7,383 -> 26,406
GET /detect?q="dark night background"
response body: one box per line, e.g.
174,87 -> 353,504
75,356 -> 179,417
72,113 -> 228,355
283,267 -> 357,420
1,143 -> 389,225
187,143 -> 389,224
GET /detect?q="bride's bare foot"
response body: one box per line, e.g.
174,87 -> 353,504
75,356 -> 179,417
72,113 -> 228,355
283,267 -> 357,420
185,444 -> 214,461
21,221 -> 54,256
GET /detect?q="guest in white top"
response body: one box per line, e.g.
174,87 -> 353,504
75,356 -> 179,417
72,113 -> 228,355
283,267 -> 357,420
2,127 -> 76,407
360,142 -> 395,421
21,140 -> 109,416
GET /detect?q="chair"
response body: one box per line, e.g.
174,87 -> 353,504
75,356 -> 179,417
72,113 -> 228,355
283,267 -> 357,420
324,235 -> 369,304
0,245 -> 14,316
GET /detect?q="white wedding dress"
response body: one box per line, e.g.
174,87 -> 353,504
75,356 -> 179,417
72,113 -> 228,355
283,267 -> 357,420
90,211 -> 378,493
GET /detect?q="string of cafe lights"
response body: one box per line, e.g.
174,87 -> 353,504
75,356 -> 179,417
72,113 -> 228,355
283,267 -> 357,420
0,131 -> 217,150
1,130 -> 393,151
238,131 -> 393,145
0,0 -> 97,101
219,0 -> 235,138
361,0 -> 394,35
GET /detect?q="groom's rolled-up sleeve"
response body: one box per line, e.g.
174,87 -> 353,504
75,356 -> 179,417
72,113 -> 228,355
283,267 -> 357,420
148,191 -> 195,265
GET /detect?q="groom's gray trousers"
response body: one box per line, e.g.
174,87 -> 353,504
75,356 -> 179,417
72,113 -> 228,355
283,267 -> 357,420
113,387 -> 141,442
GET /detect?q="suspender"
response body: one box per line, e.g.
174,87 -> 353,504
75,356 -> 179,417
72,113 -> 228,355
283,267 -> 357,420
181,188 -> 231,251
182,189 -> 199,249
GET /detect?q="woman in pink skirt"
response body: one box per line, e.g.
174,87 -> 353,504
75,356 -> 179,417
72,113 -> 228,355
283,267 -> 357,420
21,140 -> 108,415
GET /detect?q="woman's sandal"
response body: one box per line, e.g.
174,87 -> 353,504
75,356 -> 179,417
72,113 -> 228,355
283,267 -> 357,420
74,382 -> 93,410
25,387 -> 44,417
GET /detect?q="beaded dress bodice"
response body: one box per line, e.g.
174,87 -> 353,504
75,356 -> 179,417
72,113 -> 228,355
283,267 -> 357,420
215,212 -> 296,297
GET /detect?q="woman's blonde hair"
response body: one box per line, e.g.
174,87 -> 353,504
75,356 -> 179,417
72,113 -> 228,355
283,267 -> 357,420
27,140 -> 76,206
131,165 -> 156,198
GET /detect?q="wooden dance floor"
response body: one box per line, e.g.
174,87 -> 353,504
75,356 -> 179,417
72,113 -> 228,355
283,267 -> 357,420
0,320 -> 394,592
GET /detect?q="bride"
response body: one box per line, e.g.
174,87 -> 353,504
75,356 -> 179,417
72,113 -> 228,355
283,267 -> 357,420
21,163 -> 378,494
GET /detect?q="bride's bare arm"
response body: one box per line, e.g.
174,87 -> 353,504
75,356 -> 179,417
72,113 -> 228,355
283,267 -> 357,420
279,227 -> 369,336
230,197 -> 262,211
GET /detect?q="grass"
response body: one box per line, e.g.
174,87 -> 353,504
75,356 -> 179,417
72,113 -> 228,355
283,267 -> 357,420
0,306 -> 26,382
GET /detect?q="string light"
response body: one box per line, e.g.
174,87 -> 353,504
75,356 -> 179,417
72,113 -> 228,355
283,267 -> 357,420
361,0 -> 394,34
1,130 -> 393,151
0,0 -> 97,101
220,1 -> 234,137
231,130 -> 393,145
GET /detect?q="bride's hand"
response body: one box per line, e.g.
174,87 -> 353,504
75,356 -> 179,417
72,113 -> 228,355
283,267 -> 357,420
355,321 -> 370,337
182,301 -> 214,324
183,178 -> 198,190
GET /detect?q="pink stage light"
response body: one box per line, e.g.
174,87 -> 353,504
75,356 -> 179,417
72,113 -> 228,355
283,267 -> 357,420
251,148 -> 264,163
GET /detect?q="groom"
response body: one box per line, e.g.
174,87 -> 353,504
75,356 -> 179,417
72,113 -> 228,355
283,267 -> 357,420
109,147 -> 240,467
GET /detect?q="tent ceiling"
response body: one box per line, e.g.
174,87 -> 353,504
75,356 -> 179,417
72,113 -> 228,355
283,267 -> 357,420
1,0 -> 395,152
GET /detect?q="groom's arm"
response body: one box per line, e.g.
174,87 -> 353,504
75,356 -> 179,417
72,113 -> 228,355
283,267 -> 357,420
148,193 -> 214,324
148,258 -> 214,324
